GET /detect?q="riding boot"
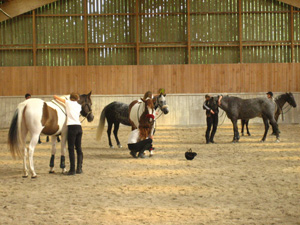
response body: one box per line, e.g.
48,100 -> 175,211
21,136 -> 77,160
66,153 -> 76,175
76,153 -> 83,174
205,133 -> 210,144
209,132 -> 216,143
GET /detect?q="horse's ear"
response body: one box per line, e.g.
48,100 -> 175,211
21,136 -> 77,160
88,91 -> 92,96
164,94 -> 166,97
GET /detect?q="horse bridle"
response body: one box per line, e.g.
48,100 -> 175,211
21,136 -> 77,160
275,94 -> 294,121
154,96 -> 168,121
80,103 -> 93,122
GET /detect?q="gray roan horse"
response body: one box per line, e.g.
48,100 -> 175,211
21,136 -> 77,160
96,94 -> 169,148
241,92 -> 297,136
216,95 -> 280,143
8,92 -> 94,178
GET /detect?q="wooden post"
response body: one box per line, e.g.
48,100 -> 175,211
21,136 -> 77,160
32,10 -> 37,66
290,6 -> 294,63
238,0 -> 243,63
84,0 -> 88,66
187,0 -> 191,64
135,0 -> 139,65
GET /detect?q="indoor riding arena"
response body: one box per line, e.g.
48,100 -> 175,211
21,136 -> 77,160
0,0 -> 300,224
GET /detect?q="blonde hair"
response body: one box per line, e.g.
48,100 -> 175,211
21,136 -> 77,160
70,93 -> 79,101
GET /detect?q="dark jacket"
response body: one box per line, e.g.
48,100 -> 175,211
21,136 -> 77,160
203,99 -> 219,116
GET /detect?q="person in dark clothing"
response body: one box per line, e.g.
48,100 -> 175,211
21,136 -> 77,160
203,94 -> 219,144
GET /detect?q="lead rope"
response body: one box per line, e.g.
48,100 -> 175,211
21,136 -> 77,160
80,111 -> 92,123
218,110 -> 227,126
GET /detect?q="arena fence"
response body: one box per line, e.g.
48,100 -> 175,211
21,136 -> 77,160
1,92 -> 299,129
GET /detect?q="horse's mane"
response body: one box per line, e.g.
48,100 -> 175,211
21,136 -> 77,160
138,98 -> 154,140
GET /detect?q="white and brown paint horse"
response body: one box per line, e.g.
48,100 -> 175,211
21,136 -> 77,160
128,97 -> 155,155
128,97 -> 155,131
8,92 -> 94,178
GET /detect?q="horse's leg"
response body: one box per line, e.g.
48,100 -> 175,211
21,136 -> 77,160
60,133 -> 67,173
241,120 -> 245,136
271,113 -> 281,135
23,147 -> 29,178
28,134 -> 39,178
21,124 -> 29,178
231,119 -> 239,143
246,120 -> 251,136
107,122 -> 114,148
261,117 -> 270,142
269,118 -> 280,142
113,122 -> 122,148
49,136 -> 56,173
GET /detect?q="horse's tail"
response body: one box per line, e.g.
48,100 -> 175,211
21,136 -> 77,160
96,106 -> 107,141
8,102 -> 27,159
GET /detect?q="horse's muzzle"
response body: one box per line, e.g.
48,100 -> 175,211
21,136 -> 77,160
87,113 -> 94,122
161,105 -> 169,114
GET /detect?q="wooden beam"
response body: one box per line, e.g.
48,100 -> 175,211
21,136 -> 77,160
0,0 -> 59,22
187,0 -> 191,64
135,0 -> 140,65
238,0 -> 243,63
278,0 -> 300,9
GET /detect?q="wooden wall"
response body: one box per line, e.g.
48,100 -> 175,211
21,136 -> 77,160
0,63 -> 299,96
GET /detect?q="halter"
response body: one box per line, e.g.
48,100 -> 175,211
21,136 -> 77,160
80,103 -> 93,123
275,94 -> 295,121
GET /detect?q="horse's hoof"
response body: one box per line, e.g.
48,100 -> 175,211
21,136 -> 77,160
241,133 -> 244,136
22,175 -> 28,178
110,145 -> 114,149
31,175 -> 37,179
260,140 -> 265,143
49,170 -> 55,174
248,134 -> 251,136
118,144 -> 122,148
276,139 -> 280,143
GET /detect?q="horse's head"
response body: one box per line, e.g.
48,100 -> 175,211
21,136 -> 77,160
78,91 -> 94,122
209,96 -> 219,110
154,93 -> 169,114
141,97 -> 155,119
286,92 -> 297,108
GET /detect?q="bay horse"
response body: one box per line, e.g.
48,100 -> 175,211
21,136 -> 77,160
241,92 -> 297,136
216,95 -> 280,143
96,94 -> 168,148
8,92 -> 94,178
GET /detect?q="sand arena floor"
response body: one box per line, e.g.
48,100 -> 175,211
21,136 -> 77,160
0,124 -> 299,224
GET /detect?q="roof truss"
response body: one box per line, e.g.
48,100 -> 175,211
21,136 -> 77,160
278,0 -> 300,9
0,0 -> 58,22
